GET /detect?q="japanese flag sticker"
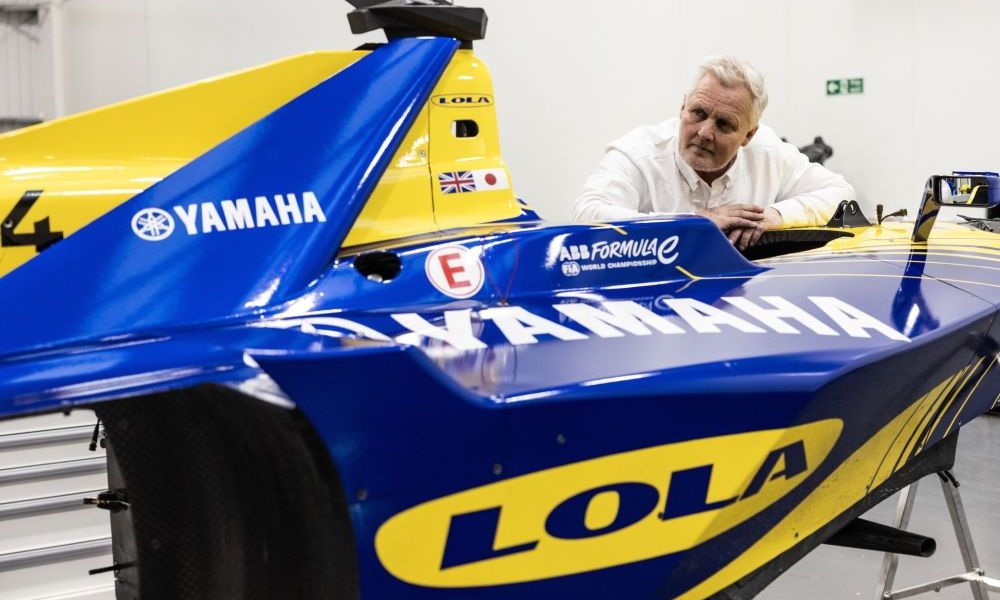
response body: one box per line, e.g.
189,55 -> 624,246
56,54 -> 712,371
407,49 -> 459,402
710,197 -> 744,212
425,245 -> 485,299
471,168 -> 510,191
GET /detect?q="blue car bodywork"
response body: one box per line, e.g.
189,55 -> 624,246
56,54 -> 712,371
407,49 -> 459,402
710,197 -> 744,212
1,11 -> 1000,600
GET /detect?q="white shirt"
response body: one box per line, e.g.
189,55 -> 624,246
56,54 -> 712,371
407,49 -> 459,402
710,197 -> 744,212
573,118 -> 855,228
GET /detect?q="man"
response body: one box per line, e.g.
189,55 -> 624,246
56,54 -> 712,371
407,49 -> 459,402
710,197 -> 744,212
573,56 -> 854,250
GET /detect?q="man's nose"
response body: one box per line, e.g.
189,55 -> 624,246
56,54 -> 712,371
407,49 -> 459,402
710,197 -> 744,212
697,122 -> 714,140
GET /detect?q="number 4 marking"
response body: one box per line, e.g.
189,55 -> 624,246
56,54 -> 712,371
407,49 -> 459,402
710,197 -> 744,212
2,190 -> 64,252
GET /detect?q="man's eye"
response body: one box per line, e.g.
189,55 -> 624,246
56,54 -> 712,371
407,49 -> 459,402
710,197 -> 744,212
692,109 -> 707,120
717,120 -> 733,132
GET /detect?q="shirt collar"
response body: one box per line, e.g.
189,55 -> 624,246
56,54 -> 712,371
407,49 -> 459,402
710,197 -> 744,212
723,148 -> 744,190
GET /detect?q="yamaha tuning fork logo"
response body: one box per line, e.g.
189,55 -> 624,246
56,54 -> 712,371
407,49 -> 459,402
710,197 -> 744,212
131,208 -> 175,241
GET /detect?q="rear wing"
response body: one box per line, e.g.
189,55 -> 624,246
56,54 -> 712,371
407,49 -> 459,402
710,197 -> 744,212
0,38 -> 457,359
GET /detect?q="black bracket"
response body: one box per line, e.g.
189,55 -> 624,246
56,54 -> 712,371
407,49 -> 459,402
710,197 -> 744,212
84,490 -> 130,513
347,0 -> 488,43
825,199 -> 871,228
824,517 -> 936,558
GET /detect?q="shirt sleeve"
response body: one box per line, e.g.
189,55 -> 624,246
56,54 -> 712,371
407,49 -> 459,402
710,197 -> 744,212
770,144 -> 856,228
572,149 -> 650,222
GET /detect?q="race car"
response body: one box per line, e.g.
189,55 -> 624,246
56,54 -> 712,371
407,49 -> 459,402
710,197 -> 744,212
1,1 -> 1000,599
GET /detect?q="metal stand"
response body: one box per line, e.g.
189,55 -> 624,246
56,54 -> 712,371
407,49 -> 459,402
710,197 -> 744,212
876,471 -> 1000,599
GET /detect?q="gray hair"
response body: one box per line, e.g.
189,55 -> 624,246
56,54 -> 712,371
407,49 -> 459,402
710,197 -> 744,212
690,56 -> 768,124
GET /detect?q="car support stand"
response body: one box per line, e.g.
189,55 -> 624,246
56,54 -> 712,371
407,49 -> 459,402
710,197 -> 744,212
875,471 -> 1000,599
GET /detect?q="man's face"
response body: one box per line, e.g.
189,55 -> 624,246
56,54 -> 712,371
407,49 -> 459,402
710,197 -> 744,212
678,75 -> 758,177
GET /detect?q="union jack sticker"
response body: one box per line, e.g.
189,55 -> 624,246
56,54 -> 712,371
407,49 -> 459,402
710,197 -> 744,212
438,171 -> 477,194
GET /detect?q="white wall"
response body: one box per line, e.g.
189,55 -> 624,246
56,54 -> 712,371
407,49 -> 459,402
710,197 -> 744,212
0,0 -> 58,128
57,0 -> 381,112
50,0 -> 1000,221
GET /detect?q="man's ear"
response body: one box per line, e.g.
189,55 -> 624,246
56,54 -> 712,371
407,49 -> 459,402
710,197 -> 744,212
679,95 -> 686,115
742,125 -> 759,147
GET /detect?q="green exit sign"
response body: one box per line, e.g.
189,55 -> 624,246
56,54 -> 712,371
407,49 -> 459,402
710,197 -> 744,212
827,78 -> 864,95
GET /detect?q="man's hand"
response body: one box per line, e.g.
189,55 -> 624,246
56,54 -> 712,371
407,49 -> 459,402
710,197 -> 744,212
695,204 -> 766,232
729,206 -> 784,250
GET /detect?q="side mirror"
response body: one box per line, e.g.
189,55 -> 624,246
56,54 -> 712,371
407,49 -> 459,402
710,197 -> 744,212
933,174 -> 994,206
912,171 -> 999,242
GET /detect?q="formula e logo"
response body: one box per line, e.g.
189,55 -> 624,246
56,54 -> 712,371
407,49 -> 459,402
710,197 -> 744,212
558,235 -> 679,274
132,192 -> 325,241
432,94 -> 494,107
376,419 -> 842,587
131,208 -> 175,241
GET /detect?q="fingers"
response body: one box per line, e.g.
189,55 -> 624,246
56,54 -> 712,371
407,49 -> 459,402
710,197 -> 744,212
735,209 -> 766,222
699,205 -> 768,237
729,224 -> 767,251
737,227 -> 755,251
721,216 -> 763,230
725,204 -> 765,220
710,205 -> 766,225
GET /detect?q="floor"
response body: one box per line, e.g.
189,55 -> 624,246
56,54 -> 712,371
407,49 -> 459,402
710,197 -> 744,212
761,414 -> 1000,600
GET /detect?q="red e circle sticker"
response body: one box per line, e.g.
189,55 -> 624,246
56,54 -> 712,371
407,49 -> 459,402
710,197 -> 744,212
425,245 -> 485,299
